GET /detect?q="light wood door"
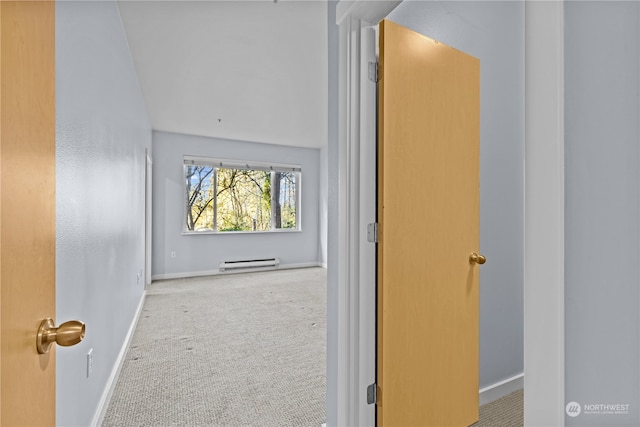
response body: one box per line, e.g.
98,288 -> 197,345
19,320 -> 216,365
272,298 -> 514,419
377,19 -> 480,426
1,2 -> 57,425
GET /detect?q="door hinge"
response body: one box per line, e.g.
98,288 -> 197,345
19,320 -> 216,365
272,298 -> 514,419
368,61 -> 379,83
367,222 -> 378,243
367,382 -> 378,405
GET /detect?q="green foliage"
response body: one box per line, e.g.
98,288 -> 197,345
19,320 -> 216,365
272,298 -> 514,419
218,225 -> 244,232
216,168 -> 271,231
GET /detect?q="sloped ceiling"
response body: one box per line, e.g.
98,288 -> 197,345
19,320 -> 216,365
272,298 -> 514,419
117,0 -> 328,149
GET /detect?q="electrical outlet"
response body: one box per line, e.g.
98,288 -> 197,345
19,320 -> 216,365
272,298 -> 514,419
170,251 -> 176,259
87,348 -> 93,378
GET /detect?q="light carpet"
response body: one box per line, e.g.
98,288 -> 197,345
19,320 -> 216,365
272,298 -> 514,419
102,267 -> 327,427
102,266 -> 522,426
473,389 -> 523,427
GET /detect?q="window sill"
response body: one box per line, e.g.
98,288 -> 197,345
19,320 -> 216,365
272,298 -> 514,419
182,229 -> 302,236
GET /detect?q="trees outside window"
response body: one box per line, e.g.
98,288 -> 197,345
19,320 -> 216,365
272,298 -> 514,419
274,171 -> 297,229
185,165 -> 214,231
216,168 -> 271,232
184,158 -> 300,233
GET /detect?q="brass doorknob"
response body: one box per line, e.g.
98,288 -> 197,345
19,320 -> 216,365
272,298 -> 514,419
469,253 -> 486,265
36,318 -> 85,354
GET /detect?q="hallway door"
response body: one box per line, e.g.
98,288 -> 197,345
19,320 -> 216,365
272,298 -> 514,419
377,19 -> 481,426
1,2 -> 57,425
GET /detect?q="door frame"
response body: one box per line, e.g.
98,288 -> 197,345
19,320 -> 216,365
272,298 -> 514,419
145,150 -> 153,287
333,3 -> 399,425
523,2 -> 565,426
332,1 -> 565,425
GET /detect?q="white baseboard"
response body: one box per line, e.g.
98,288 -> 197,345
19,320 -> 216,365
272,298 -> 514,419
278,262 -> 323,271
91,292 -> 147,427
152,269 -> 219,281
479,373 -> 524,406
151,262 -> 323,281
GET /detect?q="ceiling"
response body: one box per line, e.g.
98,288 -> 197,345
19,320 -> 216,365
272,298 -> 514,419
117,0 -> 328,149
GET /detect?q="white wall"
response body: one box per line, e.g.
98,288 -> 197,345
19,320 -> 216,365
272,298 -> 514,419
326,1 -> 340,423
320,146 -> 329,267
152,131 -> 321,279
387,0 -> 525,391
564,2 -> 640,425
55,1 -> 151,426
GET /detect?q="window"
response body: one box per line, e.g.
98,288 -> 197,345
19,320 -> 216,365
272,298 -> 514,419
184,157 -> 301,233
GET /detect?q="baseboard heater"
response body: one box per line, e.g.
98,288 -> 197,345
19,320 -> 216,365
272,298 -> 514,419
219,258 -> 280,272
